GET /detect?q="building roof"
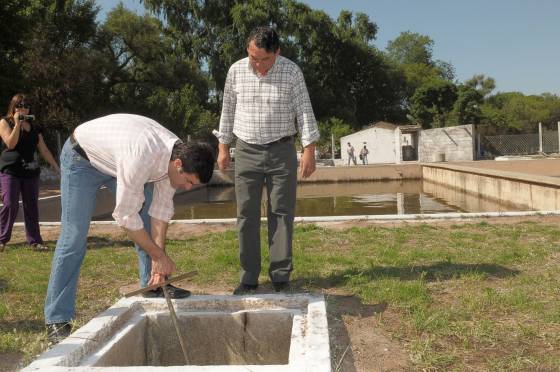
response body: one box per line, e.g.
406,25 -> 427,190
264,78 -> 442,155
398,124 -> 422,133
369,121 -> 398,130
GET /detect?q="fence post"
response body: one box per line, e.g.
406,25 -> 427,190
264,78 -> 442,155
558,121 -> 560,154
477,132 -> 481,159
539,122 -> 543,153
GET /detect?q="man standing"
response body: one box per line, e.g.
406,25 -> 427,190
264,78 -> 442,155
215,27 -> 319,294
360,145 -> 369,165
347,142 -> 357,165
44,114 -> 215,343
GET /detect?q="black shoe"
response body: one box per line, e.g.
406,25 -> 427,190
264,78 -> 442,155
233,283 -> 258,295
31,243 -> 49,251
142,284 -> 191,299
46,322 -> 72,345
272,281 -> 290,292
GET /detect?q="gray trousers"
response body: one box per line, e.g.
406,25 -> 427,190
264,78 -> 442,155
234,137 -> 298,285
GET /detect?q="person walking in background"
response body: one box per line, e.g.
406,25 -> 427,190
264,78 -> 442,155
347,142 -> 357,165
0,93 -> 60,252
215,26 -> 320,294
360,145 -> 369,165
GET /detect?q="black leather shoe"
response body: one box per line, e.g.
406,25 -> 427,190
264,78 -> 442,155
142,284 -> 191,299
233,283 -> 258,295
272,281 -> 290,292
46,322 -> 72,345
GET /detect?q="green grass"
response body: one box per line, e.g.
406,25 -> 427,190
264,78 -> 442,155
1,221 -> 560,370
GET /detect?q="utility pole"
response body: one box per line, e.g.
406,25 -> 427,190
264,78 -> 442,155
538,122 -> 543,153
331,133 -> 335,160
557,121 -> 560,154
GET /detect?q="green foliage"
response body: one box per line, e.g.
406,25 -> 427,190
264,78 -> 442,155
0,0 -> 557,142
143,0 -> 405,128
465,74 -> 496,97
20,0 -> 103,149
386,31 -> 434,65
316,117 -> 352,155
410,78 -> 458,128
480,92 -> 560,133
449,85 -> 484,125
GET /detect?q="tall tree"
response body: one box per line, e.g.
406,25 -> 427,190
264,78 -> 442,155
386,31 -> 433,66
450,85 -> 483,125
410,78 -> 457,128
465,74 -> 496,97
98,4 -> 216,139
142,0 -> 405,128
21,0 -> 102,142
0,0 -> 33,106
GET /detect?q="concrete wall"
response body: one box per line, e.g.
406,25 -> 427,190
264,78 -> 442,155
423,163 -> 560,210
341,127 -> 396,164
419,124 -> 475,162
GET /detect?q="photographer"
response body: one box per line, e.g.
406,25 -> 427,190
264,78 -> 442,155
0,93 -> 60,252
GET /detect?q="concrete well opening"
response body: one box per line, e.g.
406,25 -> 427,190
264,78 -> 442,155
25,294 -> 331,372
92,311 -> 293,366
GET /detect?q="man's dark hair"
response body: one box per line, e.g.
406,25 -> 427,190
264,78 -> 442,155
246,26 -> 280,53
171,142 -> 215,183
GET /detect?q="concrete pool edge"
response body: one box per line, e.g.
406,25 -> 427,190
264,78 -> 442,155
26,210 -> 560,227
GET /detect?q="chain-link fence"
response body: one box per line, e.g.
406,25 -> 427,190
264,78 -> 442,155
476,123 -> 560,159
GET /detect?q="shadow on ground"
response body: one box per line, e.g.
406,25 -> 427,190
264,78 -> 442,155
308,262 -> 519,287
86,236 -> 133,249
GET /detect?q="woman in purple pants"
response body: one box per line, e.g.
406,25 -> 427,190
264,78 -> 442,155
0,93 -> 60,251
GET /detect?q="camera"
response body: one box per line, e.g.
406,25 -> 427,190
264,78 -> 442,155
18,114 -> 35,121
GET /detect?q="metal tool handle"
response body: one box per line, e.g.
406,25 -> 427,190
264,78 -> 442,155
124,271 -> 198,297
163,285 -> 190,364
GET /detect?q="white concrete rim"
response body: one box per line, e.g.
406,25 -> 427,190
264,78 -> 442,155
26,210 -> 560,227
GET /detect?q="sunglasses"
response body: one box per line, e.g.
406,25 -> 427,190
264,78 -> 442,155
15,103 -> 31,109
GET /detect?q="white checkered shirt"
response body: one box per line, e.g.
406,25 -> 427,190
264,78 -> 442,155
216,55 -> 320,147
74,114 -> 179,230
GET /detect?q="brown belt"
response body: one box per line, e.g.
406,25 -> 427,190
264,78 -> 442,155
70,134 -> 89,161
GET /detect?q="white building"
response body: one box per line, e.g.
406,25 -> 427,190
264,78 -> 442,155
340,122 -> 476,165
341,122 -> 421,165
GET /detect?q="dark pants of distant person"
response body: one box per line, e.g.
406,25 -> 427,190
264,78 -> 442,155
0,173 -> 42,245
235,137 -> 298,285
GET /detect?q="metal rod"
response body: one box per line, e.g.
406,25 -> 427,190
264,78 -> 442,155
124,271 -> 198,297
162,285 -> 190,365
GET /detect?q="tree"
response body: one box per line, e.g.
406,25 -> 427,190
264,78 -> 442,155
141,0 -> 405,128
0,0 -> 33,105
450,85 -> 483,125
97,5 -> 215,139
316,117 -> 352,156
386,31 -> 433,66
480,92 -> 560,133
465,74 -> 495,97
21,0 -> 102,144
385,31 -> 455,119
410,78 -> 457,128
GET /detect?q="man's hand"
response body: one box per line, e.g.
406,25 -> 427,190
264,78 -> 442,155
299,144 -> 317,178
149,253 -> 176,286
217,143 -> 231,171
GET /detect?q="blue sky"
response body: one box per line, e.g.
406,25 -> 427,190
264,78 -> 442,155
97,0 -> 560,96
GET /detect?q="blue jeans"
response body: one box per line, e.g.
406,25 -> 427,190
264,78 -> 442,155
44,138 -> 153,324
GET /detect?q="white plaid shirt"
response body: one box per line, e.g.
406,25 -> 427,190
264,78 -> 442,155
74,114 -> 179,231
216,55 -> 320,147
